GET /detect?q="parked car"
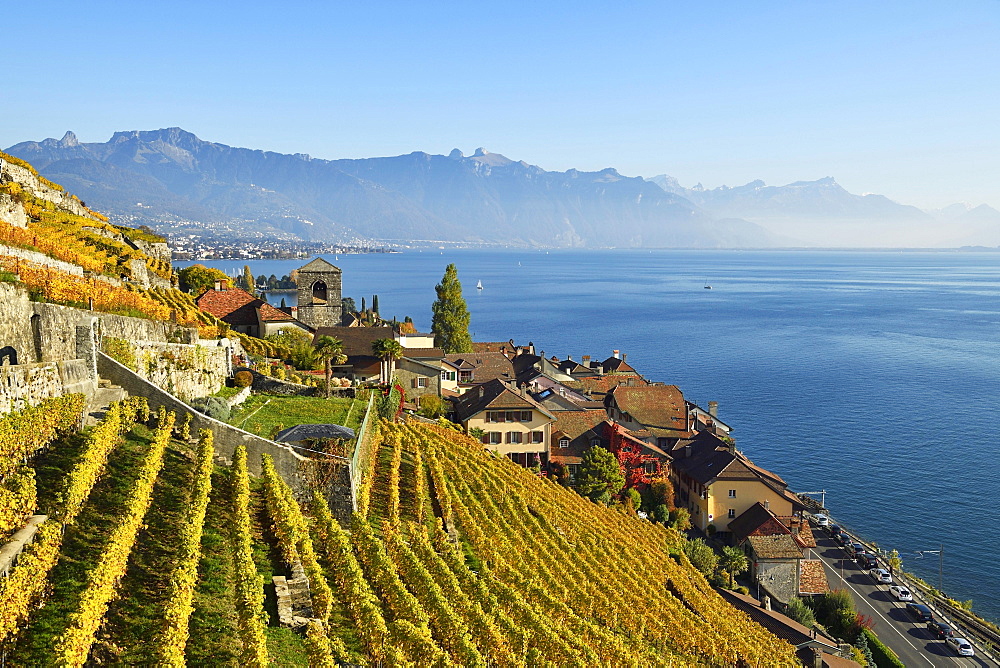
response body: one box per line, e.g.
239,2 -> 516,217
945,636 -> 974,657
927,620 -> 955,639
846,542 -> 865,557
906,603 -> 934,622
826,523 -> 841,536
889,585 -> 913,601
869,568 -> 892,584
858,553 -> 879,569
834,531 -> 850,546
812,513 -> 830,527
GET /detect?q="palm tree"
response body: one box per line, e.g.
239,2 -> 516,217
314,336 -> 346,398
371,338 -> 403,385
720,545 -> 750,589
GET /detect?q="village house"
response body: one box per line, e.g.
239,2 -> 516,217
605,382 -> 693,450
728,501 -> 827,605
548,409 -> 610,484
196,280 -> 312,338
451,378 -> 555,467
668,430 -> 805,538
442,351 -> 516,393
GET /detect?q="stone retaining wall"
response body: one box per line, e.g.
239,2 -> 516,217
98,353 -> 353,522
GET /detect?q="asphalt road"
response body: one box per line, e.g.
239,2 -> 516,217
811,529 -> 998,667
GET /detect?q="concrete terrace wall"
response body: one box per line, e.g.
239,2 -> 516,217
120,340 -> 231,401
97,353 -> 353,520
0,281 -> 198,367
0,244 -> 84,276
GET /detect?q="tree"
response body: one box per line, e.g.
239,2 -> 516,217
430,264 -> 473,353
785,597 -> 816,628
372,294 -> 379,315
342,297 -> 357,314
683,538 -> 719,576
720,545 -> 750,588
576,446 -> 624,502
314,336 -> 346,398
371,338 -> 403,385
361,297 -> 366,313
243,265 -> 256,297
177,264 -> 228,295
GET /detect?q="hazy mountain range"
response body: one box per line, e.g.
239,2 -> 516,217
7,128 -> 1000,248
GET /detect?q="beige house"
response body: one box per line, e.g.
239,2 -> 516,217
669,431 -> 805,535
452,378 -> 555,466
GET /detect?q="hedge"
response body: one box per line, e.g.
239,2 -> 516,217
862,628 -> 904,668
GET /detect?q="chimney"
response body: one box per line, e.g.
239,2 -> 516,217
622,353 -> 627,363
684,445 -> 692,459
567,355 -> 573,361
613,349 -> 620,359
763,595 -> 771,612
708,400 -> 718,417
215,279 -> 228,291
582,355 -> 591,363
528,341 -> 535,355
810,648 -> 823,668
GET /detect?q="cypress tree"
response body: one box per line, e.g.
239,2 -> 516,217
243,265 -> 256,297
431,263 -> 473,353
361,297 -> 367,313
373,294 -> 379,315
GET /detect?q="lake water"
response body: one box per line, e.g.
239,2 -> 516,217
178,249 -> 1000,621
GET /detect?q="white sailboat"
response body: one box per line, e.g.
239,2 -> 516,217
476,280 -> 483,290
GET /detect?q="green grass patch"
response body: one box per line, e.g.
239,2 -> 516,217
213,385 -> 242,400
228,395 -> 363,440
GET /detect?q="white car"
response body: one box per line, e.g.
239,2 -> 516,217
812,513 -> 830,527
888,585 -> 913,602
945,636 -> 975,657
869,568 -> 892,584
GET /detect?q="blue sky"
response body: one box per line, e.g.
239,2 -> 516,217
3,1 -> 998,208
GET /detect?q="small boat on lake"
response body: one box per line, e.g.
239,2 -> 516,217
477,280 -> 484,290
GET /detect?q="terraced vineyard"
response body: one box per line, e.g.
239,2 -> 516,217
1,394 -> 799,665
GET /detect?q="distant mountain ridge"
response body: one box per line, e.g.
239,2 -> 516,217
6,129 -> 781,249
7,128 -> 997,248
647,174 -> 1000,247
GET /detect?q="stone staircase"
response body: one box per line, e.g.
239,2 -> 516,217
273,560 -> 315,628
84,377 -> 128,426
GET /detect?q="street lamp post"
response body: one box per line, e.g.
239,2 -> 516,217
916,544 -> 944,593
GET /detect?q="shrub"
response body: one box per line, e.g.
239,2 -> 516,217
233,370 -> 253,388
785,597 -> 816,628
189,396 -> 231,421
417,394 -> 447,419
862,628 -> 904,668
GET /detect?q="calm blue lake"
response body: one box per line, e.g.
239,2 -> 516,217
178,249 -> 1000,622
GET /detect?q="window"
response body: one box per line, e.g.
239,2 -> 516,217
728,508 -> 736,518
440,370 -> 456,381
590,438 -> 601,447
530,431 -> 544,444
728,489 -> 737,498
506,431 -> 523,444
459,371 -> 473,382
486,411 -> 505,423
643,461 -> 657,474
412,377 -> 428,388
481,431 -> 501,445
558,437 -> 570,448
521,410 -> 532,422
567,464 -> 580,483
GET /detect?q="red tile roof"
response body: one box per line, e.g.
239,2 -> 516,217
799,559 -> 830,595
197,286 -> 299,327
609,384 -> 689,437
444,352 -> 515,384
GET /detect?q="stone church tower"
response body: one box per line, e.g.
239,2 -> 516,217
295,257 -> 342,329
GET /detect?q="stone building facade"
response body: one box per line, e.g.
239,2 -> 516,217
294,257 -> 342,329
